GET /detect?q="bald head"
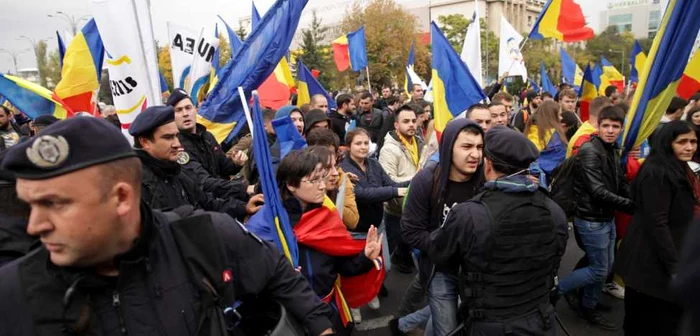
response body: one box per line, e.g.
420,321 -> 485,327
311,94 -> 328,113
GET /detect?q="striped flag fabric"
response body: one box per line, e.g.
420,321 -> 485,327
0,74 -> 73,119
296,60 -> 336,110
629,40 -> 647,83
676,50 -> 700,100
578,63 -> 599,122
528,0 -> 594,42
332,27 -> 368,72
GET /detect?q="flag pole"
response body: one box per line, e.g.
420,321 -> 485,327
365,66 -> 372,93
129,0 -> 159,106
239,87 -> 254,139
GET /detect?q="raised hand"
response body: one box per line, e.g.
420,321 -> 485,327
364,225 -> 383,260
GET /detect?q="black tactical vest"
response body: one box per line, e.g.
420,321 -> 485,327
462,190 -> 559,321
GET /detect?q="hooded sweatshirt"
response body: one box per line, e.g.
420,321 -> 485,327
401,118 -> 485,277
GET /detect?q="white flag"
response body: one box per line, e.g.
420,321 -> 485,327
423,79 -> 433,103
92,0 -> 162,139
406,66 -> 428,92
185,29 -> 218,105
167,22 -> 200,90
498,16 -> 527,81
461,0 -> 483,87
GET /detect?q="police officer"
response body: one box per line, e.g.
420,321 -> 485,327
0,117 -> 335,335
129,105 -> 263,218
429,126 -> 568,335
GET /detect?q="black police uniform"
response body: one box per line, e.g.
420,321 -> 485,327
0,117 -> 334,336
429,126 -> 569,335
130,106 -> 248,218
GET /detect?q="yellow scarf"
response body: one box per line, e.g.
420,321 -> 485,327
398,133 -> 419,167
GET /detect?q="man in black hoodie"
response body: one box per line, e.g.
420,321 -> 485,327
400,119 -> 485,336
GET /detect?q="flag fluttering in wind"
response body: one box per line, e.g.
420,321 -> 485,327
677,50 -> 700,100
245,92 -> 299,266
208,24 -> 221,94
560,48 -> 583,88
540,61 -> 557,96
404,43 -> 415,96
218,15 -> 244,58
252,2 -> 262,31
332,27 -> 368,72
53,18 -> 104,115
461,0 -> 483,86
599,57 -> 625,94
528,79 -> 541,94
623,0 -> 700,153
272,116 -> 306,159
0,74 -> 72,119
258,57 -> 296,109
498,16 -> 527,81
56,31 -> 67,68
197,0 -> 308,144
578,63 -> 599,122
186,29 -> 218,106
629,40 -> 647,83
296,60 -> 336,110
529,0 -> 594,42
431,22 -> 486,138
159,70 -> 169,94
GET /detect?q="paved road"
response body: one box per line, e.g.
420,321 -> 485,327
355,224 -> 626,335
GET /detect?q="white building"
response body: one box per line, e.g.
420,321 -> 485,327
599,0 -> 667,39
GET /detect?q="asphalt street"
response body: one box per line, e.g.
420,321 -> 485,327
355,224 -> 626,335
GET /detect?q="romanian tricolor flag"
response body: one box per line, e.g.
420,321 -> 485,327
245,92 -> 299,266
560,48 -> 583,88
53,18 -> 104,115
431,22 -> 486,139
404,43 -> 415,96
56,31 -> 67,68
528,0 -> 594,42
677,50 -> 700,100
623,0 -> 700,153
332,27 -> 368,72
0,74 -> 73,119
578,63 -> 599,122
599,57 -> 625,94
258,57 -> 296,109
296,60 -> 336,110
629,40 -> 647,83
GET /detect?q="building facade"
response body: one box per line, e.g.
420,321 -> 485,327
599,0 -> 666,39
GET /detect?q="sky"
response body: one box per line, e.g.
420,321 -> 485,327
0,0 -> 605,73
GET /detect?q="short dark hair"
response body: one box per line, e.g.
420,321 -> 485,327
0,106 -> 11,117
598,106 -> 625,125
336,94 -> 353,109
307,145 -> 334,169
465,103 -> 489,119
492,92 -> 513,104
360,91 -> 373,101
262,108 -> 276,122
667,96 -> 687,115
604,85 -> 618,97
386,95 -> 400,106
395,104 -> 417,119
99,157 -> 143,200
690,92 -> 700,102
306,128 -> 340,151
488,102 -> 504,109
345,127 -> 371,145
276,148 -> 323,200
412,83 -> 423,92
542,92 -> 554,99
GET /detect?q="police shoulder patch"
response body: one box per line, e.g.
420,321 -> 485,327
26,135 -> 70,168
176,151 -> 190,165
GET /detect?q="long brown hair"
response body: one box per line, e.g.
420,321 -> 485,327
525,100 -> 568,146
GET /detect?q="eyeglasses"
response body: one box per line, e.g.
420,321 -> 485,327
301,173 -> 329,186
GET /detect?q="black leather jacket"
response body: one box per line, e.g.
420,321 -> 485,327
573,136 -> 634,221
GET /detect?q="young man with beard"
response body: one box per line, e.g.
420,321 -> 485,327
356,91 -> 385,143
0,106 -> 27,151
379,105 -> 424,273
401,119 -> 485,336
511,90 -> 541,133
330,94 -> 356,145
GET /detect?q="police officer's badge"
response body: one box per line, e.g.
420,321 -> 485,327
26,135 -> 70,168
176,151 -> 190,165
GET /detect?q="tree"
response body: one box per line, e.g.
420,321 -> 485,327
236,23 -> 247,42
340,0 -> 425,90
158,45 -> 173,89
35,41 -> 49,88
436,14 -> 499,84
585,26 -> 635,78
45,50 -> 62,89
437,14 -> 469,51
298,10 -> 333,88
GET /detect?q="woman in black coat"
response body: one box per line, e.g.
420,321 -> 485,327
616,120 -> 699,336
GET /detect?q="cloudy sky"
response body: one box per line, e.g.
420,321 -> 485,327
0,0 -> 607,72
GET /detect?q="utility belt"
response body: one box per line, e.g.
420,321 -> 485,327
452,303 -> 554,336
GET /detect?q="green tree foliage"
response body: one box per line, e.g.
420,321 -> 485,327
436,14 -> 498,84
340,0 -> 426,91
236,23 -> 247,42
585,26 -> 635,77
437,14 -> 469,51
157,45 -> 172,89
45,50 -> 62,90
35,40 -> 49,88
298,10 -> 333,89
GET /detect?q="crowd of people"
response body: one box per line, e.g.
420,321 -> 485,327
0,80 -> 699,336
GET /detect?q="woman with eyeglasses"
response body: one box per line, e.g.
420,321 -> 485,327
277,147 -> 385,335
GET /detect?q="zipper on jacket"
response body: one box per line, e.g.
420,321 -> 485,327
113,290 -> 128,335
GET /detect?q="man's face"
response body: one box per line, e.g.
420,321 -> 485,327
451,131 -> 483,178
141,122 -> 182,162
359,98 -> 373,112
598,119 -> 623,144
343,100 -> 357,113
531,96 -> 542,108
499,99 -> 513,117
382,88 -> 391,98
290,111 -> 304,134
610,93 -> 621,105
173,98 -> 197,132
311,120 -> 330,131
489,105 -> 508,126
411,86 -> 424,100
311,97 -> 328,113
416,113 -> 428,128
395,110 -> 417,138
561,96 -> 577,113
17,167 -> 131,267
469,108 -> 493,132
0,110 -> 11,129
543,95 -> 554,102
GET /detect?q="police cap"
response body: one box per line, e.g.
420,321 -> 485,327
128,105 -> 175,137
484,126 -> 539,169
1,117 -> 136,180
33,115 -> 60,127
166,88 -> 191,107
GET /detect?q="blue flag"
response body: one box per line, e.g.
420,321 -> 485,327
528,79 -> 541,94
245,93 -> 299,266
272,116 -> 307,159
218,15 -> 244,59
56,31 -> 66,68
198,0 -> 308,144
158,70 -> 169,94
252,2 -> 262,31
347,27 -> 368,71
540,61 -> 557,96
297,60 -> 336,110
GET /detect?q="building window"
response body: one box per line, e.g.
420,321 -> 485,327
609,13 -> 633,33
528,15 -> 532,26
648,10 -> 660,35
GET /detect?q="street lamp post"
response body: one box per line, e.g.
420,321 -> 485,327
0,49 -> 29,74
47,12 -> 90,36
